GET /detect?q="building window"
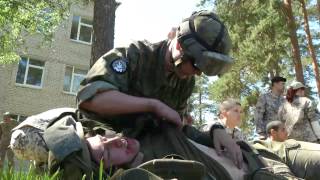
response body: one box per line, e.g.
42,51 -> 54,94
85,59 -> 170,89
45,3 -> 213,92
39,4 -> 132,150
63,66 -> 87,94
16,57 -> 45,88
70,15 -> 93,44
11,114 -> 28,122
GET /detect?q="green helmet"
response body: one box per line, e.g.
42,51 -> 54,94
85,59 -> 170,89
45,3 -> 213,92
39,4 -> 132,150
177,10 -> 233,76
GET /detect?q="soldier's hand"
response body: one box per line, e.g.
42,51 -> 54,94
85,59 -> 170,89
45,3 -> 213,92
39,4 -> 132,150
151,99 -> 182,129
213,129 -> 243,169
258,133 -> 267,140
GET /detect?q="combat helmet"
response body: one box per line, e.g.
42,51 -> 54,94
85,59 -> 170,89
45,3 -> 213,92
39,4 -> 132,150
176,10 -> 233,76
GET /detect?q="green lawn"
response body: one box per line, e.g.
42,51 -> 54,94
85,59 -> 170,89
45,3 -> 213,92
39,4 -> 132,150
0,159 -> 109,180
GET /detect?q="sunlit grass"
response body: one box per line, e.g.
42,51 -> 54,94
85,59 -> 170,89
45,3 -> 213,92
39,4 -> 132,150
0,165 -> 60,180
0,159 -> 111,180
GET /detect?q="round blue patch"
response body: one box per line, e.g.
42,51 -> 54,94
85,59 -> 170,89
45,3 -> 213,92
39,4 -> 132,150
111,59 -> 127,74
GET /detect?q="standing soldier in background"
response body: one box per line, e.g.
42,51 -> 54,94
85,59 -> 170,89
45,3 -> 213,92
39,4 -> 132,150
254,76 -> 286,139
0,112 -> 18,170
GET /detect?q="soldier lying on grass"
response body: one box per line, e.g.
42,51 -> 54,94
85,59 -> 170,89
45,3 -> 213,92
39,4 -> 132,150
10,107 -> 308,180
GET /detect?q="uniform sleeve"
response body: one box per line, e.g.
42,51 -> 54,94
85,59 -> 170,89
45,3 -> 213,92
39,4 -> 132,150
254,94 -> 267,135
234,128 -> 245,141
176,77 -> 195,116
77,47 -> 134,104
305,99 -> 320,123
278,104 -> 285,123
201,120 -> 224,132
183,125 -> 213,148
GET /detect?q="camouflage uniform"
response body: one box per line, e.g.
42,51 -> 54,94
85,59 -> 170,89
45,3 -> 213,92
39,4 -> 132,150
254,91 -> 285,136
77,39 -> 235,179
202,118 -> 244,141
278,97 -> 320,142
76,9 -> 240,179
253,139 -> 320,180
0,119 -> 18,169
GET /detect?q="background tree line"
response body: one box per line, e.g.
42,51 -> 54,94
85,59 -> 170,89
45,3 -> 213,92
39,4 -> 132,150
1,0 -> 319,137
189,0 -> 320,137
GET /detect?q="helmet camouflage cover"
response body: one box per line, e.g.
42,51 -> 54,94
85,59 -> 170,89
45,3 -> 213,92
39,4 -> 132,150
177,10 -> 233,76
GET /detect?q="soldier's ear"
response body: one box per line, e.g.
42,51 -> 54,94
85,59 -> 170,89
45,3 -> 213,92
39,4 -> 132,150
270,129 -> 277,137
220,110 -> 227,119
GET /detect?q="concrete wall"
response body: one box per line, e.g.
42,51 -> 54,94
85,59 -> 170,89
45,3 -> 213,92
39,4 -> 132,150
0,3 -> 94,119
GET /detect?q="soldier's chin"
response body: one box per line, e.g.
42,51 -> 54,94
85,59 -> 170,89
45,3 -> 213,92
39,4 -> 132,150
127,138 -> 140,155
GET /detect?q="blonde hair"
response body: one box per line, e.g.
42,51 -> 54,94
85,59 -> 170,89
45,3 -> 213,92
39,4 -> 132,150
218,98 -> 241,116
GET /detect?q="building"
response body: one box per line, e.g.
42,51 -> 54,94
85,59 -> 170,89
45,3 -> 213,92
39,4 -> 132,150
0,3 -> 94,121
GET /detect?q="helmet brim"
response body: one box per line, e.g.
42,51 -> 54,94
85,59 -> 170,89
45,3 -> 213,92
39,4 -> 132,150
180,38 -> 233,76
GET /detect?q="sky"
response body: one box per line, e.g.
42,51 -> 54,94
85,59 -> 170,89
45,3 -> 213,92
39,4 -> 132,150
114,0 -> 205,46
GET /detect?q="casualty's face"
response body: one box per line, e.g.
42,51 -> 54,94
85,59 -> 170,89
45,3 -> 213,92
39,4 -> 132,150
87,135 -> 140,168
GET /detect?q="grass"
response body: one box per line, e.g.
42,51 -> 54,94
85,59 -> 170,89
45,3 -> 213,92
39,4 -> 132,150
0,159 -> 111,180
0,166 -> 60,180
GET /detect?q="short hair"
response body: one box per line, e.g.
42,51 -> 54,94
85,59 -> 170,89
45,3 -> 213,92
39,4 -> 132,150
271,76 -> 286,87
266,121 -> 284,135
219,98 -> 241,115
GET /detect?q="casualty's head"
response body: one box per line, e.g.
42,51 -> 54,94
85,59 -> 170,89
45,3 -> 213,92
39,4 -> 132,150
86,134 -> 140,169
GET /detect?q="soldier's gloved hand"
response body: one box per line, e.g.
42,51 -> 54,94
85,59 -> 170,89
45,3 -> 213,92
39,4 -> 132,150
213,129 -> 243,169
151,99 -> 182,129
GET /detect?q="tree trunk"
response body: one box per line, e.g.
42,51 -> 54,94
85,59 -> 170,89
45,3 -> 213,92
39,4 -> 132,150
282,0 -> 305,83
317,0 -> 320,24
199,78 -> 203,125
300,0 -> 320,96
90,0 -> 119,67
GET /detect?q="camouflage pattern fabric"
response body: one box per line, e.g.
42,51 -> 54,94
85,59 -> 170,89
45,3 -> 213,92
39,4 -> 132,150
253,139 -> 320,180
9,108 -> 76,164
77,40 -> 195,125
10,126 -> 48,163
278,97 -> 320,142
0,145 -> 14,169
77,40 -> 236,179
0,120 -> 18,169
0,120 -> 18,147
254,92 -> 285,136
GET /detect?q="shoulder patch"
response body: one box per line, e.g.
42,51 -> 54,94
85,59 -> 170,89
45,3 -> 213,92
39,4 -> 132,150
110,58 -> 128,74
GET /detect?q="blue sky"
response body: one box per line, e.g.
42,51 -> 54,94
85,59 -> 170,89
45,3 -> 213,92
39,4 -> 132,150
114,0 -> 204,46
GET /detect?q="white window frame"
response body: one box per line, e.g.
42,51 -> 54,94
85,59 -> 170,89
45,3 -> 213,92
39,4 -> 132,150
15,57 -> 45,89
71,16 -> 93,45
11,114 -> 28,122
63,65 -> 87,95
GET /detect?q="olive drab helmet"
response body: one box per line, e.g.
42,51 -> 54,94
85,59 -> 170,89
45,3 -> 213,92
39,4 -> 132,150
176,10 -> 233,76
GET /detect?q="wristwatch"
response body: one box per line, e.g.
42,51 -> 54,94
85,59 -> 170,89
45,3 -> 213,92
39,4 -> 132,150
209,124 -> 225,139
